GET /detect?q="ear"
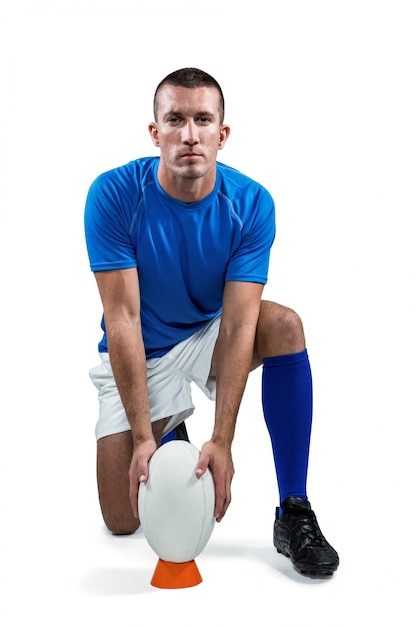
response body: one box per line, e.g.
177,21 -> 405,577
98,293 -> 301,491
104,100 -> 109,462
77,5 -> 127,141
218,124 -> 231,150
148,122 -> 160,147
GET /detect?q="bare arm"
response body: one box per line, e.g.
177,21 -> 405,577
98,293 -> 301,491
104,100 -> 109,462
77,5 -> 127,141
94,268 -> 154,516
196,281 -> 264,522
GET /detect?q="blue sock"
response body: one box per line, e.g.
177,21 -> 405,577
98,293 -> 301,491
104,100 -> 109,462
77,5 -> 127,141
262,349 -> 313,506
160,430 -> 176,445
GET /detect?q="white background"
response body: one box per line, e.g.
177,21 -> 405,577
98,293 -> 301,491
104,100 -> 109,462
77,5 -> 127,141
1,1 -> 416,623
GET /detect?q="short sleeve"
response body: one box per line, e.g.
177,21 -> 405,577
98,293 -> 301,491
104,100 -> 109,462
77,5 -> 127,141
84,171 -> 138,272
225,187 -> 276,284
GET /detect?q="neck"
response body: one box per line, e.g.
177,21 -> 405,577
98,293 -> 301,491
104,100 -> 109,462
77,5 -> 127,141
157,164 -> 216,203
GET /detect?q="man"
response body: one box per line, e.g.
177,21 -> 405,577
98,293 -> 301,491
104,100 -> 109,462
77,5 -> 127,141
84,67 -> 339,577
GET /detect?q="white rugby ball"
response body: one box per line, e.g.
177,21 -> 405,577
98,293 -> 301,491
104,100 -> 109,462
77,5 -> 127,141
138,440 -> 215,563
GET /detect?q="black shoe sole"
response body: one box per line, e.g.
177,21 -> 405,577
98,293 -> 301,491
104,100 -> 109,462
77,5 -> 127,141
274,540 -> 337,578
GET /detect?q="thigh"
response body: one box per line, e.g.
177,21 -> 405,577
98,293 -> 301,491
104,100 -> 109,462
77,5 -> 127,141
97,431 -> 139,535
96,420 -> 168,535
209,301 -> 304,375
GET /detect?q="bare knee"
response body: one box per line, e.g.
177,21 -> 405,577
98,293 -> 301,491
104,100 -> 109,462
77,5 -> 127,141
104,512 -> 140,536
254,301 -> 305,360
98,480 -> 140,536
276,304 -> 305,348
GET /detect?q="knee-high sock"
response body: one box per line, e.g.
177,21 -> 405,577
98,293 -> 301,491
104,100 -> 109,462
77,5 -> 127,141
262,349 -> 313,504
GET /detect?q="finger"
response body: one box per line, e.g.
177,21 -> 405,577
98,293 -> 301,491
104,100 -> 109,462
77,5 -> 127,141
129,475 -> 139,518
214,481 -> 226,522
216,496 -> 231,522
214,497 -> 226,522
214,474 -> 233,522
129,461 -> 148,518
195,449 -> 210,478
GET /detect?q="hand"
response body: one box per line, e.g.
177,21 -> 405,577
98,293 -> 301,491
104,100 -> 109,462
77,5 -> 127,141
128,437 -> 157,518
195,440 -> 235,522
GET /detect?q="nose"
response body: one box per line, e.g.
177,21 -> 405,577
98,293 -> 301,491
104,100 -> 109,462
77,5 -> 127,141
182,119 -> 199,145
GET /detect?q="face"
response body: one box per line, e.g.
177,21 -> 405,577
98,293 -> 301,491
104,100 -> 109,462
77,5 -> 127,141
149,85 -> 230,195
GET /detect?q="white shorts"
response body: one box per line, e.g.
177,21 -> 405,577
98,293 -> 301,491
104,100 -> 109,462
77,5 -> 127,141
89,313 -> 221,441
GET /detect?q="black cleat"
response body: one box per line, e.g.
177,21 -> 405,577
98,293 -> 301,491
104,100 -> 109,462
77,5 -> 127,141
173,421 -> 190,442
274,497 -> 339,577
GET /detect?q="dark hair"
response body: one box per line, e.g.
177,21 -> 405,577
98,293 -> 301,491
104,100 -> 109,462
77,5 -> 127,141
153,67 -> 225,124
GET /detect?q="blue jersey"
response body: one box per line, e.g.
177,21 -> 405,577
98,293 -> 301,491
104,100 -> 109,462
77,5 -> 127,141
84,157 -> 276,357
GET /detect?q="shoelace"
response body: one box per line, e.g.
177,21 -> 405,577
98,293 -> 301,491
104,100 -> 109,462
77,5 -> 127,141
288,511 -> 327,550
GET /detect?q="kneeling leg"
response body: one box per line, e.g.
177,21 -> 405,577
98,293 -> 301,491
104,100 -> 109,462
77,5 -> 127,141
97,431 -> 140,535
96,419 -> 167,535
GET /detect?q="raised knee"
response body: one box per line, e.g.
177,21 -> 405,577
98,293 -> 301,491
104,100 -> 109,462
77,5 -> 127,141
280,307 -> 304,343
256,301 -> 305,357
